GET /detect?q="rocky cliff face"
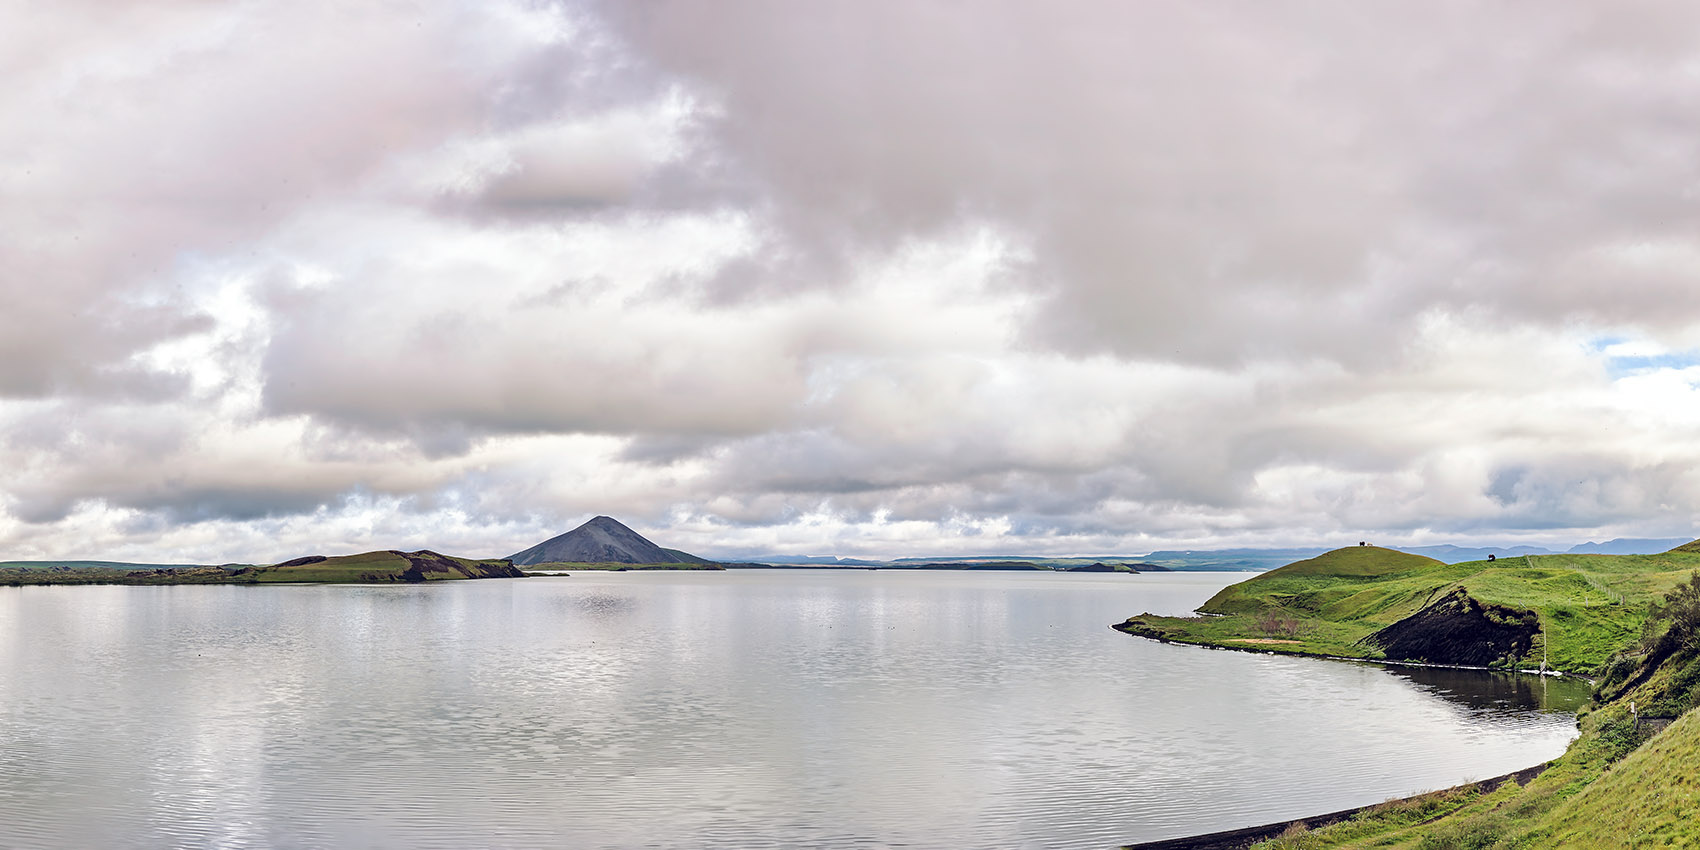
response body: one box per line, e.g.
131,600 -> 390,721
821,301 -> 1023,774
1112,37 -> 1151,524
391,550 -> 524,581
1362,587 -> 1540,667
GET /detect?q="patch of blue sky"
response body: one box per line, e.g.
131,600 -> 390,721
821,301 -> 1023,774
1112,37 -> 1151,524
1606,351 -> 1700,377
1585,335 -> 1700,380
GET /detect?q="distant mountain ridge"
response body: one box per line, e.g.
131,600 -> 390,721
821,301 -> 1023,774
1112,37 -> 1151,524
735,555 -> 1169,571
1399,538 -> 1693,562
1132,539 -> 1694,569
1565,537 -> 1692,555
1397,544 -> 1553,562
748,554 -> 888,567
740,537 -> 1698,571
1140,548 -> 1330,571
507,516 -> 714,566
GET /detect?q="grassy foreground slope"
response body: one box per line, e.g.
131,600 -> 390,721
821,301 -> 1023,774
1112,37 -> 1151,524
1242,571 -> 1700,850
1523,707 -> 1700,847
1118,545 -> 1700,673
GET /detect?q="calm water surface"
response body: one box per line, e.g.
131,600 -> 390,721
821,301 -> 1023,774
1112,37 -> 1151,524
0,570 -> 1586,849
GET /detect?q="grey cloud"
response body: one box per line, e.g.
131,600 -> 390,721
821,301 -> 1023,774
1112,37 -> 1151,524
134,488 -> 343,525
0,396 -> 446,528
6,450 -> 350,527
0,1 -> 565,399
258,287 -> 807,443
601,1 -> 1700,362
1481,458 -> 1700,530
481,122 -> 659,208
618,433 -> 724,465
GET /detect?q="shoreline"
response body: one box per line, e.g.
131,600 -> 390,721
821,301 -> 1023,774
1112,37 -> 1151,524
1111,622 -> 1590,681
1120,762 -> 1551,850
1112,616 -> 1590,848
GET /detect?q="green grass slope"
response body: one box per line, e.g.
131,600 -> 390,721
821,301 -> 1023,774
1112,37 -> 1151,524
1261,545 -> 1443,578
1524,705 -> 1700,847
250,550 -> 524,583
1119,545 -> 1700,673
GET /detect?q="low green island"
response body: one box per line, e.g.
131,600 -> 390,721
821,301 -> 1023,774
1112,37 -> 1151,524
1119,541 -> 1700,849
1,550 -> 524,585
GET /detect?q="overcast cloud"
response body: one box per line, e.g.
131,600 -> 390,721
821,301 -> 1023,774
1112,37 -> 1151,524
4,0 -> 1700,563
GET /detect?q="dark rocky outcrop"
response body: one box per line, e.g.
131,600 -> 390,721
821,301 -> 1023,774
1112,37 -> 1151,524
388,550 -> 524,581
507,516 -> 713,566
1362,587 -> 1540,667
275,555 -> 328,567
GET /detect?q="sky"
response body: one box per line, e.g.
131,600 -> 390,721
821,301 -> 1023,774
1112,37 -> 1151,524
5,1 -> 1700,563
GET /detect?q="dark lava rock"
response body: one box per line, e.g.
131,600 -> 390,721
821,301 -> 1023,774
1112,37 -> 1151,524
392,550 -> 525,580
1363,587 -> 1539,667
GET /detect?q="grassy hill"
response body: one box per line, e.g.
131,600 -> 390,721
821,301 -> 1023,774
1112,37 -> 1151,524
1118,545 -> 1700,673
248,550 -> 523,583
1519,706 -> 1700,847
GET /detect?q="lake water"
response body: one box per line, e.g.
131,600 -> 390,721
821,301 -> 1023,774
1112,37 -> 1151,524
0,570 -> 1587,849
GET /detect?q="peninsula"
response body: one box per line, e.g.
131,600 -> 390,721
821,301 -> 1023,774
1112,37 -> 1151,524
1117,543 -> 1700,673
1118,541 -> 1700,848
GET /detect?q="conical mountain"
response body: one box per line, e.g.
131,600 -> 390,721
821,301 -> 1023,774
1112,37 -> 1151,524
507,516 -> 713,566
